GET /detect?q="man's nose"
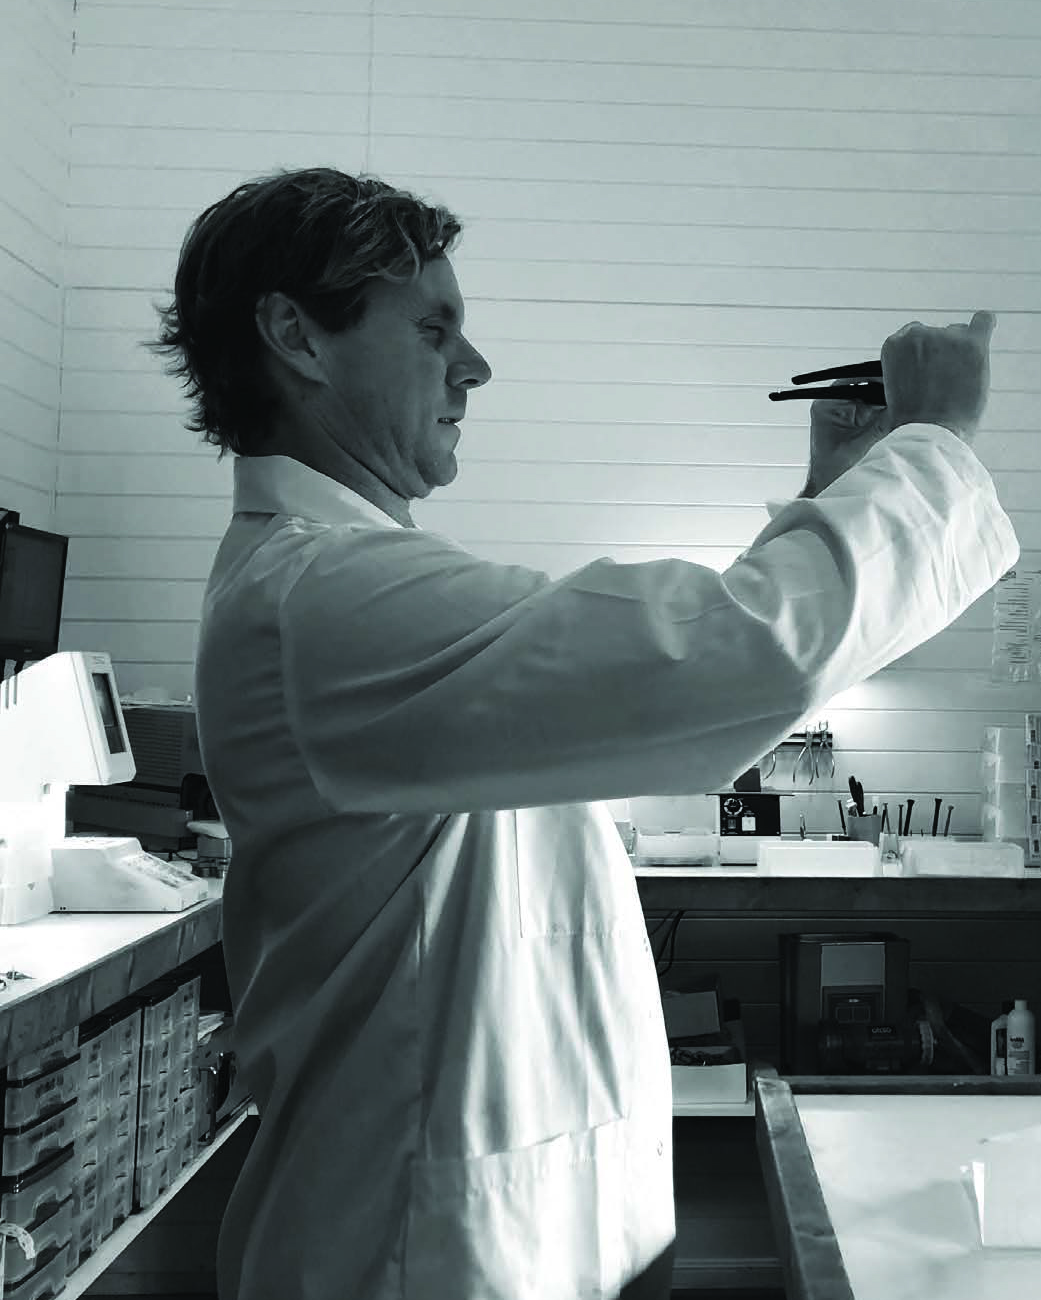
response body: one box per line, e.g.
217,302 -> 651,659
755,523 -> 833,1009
455,338 -> 492,388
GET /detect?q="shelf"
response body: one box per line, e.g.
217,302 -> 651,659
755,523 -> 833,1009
62,1101 -> 258,1300
673,1091 -> 754,1118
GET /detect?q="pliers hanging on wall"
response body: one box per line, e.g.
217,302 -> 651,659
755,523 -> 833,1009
769,359 -> 886,406
793,722 -> 834,785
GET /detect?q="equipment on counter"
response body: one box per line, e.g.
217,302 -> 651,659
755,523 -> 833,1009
66,702 -> 216,853
0,510 -> 68,669
780,932 -> 911,1073
779,931 -> 995,1075
768,359 -> 886,406
0,652 -> 207,922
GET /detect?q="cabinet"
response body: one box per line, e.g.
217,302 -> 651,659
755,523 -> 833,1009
0,883 -> 250,1298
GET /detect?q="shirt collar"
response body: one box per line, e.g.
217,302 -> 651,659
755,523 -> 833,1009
232,454 -> 405,529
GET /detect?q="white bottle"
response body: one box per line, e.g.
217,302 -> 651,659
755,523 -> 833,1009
1006,999 -> 1036,1075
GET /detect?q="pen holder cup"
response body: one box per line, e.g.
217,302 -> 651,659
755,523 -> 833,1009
848,815 -> 882,847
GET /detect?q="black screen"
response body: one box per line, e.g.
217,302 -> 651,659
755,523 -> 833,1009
0,525 -> 68,660
92,672 -> 127,754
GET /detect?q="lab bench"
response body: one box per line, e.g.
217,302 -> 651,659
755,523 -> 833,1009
4,873 -> 1036,1296
0,882 -> 250,1299
755,1075 -> 1041,1300
638,865 -> 1041,1293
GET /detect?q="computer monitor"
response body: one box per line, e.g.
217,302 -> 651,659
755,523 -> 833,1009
0,520 -> 69,664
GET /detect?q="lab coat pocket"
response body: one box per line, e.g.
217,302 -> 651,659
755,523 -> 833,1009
514,803 -> 633,938
404,1119 -> 627,1300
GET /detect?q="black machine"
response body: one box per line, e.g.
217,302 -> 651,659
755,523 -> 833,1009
0,509 -> 69,668
780,931 -> 917,1074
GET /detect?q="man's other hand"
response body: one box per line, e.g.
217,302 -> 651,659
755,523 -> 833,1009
800,384 -> 893,498
881,310 -> 995,446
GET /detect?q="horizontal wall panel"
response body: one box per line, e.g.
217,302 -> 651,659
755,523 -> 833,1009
371,137 -> 1041,196
374,56 -> 1041,118
71,45 -> 371,93
68,535 -> 224,581
71,126 -> 373,171
372,97 -> 1041,157
78,8 -> 370,52
76,0 -> 1041,40
71,86 -> 370,134
59,619 -> 199,663
55,493 -> 223,537
60,578 -> 204,622
370,0 -> 1041,38
371,19 -> 1041,80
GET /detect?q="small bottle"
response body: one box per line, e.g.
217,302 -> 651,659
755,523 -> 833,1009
991,1000 -> 1014,1075
1006,999 -> 1036,1076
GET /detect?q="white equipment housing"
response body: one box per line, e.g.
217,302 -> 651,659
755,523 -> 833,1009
0,652 -> 207,922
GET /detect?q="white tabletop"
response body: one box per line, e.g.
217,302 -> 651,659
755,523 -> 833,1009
795,1093 -> 1041,1300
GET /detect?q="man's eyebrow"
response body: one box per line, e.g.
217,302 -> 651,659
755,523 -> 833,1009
424,301 -> 464,327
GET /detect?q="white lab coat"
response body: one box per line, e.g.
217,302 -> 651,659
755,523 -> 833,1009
195,425 -> 1018,1300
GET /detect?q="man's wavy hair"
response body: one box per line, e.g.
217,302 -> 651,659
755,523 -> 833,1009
148,168 -> 464,458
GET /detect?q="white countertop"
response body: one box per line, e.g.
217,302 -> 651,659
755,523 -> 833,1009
796,1093 -> 1041,1300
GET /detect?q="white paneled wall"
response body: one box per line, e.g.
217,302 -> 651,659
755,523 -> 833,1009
41,0 -> 1041,834
0,0 -> 71,528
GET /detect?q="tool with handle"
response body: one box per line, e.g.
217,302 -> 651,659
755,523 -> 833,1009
769,359 -> 886,406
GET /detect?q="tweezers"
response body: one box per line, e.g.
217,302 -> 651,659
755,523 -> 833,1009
769,359 -> 886,406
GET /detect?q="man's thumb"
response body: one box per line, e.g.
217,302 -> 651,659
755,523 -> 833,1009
969,310 -> 996,341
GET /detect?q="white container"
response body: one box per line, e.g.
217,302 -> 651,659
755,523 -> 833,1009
900,839 -> 1025,878
1006,999 -> 1036,1075
757,840 -> 880,877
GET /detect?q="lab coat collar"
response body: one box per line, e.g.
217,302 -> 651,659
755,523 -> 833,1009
232,454 -> 405,529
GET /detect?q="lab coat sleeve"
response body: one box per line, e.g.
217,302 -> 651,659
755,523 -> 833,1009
280,423 -> 1018,814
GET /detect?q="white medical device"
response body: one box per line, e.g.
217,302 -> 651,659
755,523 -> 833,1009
0,651 -> 207,923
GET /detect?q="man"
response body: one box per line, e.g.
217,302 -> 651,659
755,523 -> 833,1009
154,167 -> 1018,1300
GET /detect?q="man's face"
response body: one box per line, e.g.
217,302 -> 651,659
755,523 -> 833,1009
309,256 -> 491,502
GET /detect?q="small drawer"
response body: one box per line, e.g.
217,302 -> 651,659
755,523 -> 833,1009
1,1105 -> 78,1180
3,1059 -> 82,1132
2,1199 -> 73,1287
5,1032 -> 79,1085
1,1241 -> 69,1300
0,1148 -> 75,1235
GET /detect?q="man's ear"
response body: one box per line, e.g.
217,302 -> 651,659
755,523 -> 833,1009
254,292 -> 324,382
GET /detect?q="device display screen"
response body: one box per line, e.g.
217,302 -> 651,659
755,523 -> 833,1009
0,528 -> 66,653
92,672 -> 127,753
